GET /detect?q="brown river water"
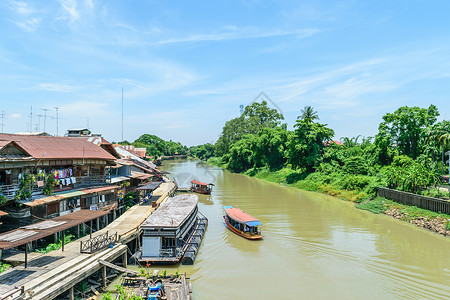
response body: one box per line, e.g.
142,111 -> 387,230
109,159 -> 450,299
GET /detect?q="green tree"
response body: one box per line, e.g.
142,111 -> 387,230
287,107 -> 334,172
253,127 -> 290,170
300,105 -> 319,124
215,101 -> 284,156
375,105 -> 439,160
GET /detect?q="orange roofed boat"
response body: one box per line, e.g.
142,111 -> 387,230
223,206 -> 263,240
190,180 -> 214,194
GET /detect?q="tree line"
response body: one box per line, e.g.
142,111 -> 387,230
189,101 -> 450,198
120,134 -> 187,157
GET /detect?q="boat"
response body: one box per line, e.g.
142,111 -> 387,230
190,180 -> 214,194
147,280 -> 163,300
223,206 -> 263,239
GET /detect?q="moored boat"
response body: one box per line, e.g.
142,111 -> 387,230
190,180 -> 214,194
223,206 -> 263,240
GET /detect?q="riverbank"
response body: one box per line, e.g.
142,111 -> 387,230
206,158 -> 450,236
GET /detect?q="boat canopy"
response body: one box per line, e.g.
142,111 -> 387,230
223,206 -> 262,227
191,180 -> 214,186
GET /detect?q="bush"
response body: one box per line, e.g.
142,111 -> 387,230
356,197 -> 388,214
343,156 -> 368,175
338,175 -> 370,191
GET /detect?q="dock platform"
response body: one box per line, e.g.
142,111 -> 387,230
0,181 -> 176,300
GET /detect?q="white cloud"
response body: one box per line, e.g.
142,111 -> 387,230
9,113 -> 22,118
59,0 -> 80,23
37,83 -> 79,92
10,1 -> 33,14
13,17 -> 40,32
59,100 -> 110,116
156,27 -> 320,45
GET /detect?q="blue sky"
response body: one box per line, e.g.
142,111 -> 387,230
1,0 -> 450,146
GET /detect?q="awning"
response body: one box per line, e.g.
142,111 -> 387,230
0,209 -> 110,250
136,182 -> 162,191
57,190 -> 86,198
191,180 -> 214,186
110,176 -> 130,184
81,185 -> 118,194
224,206 -> 262,227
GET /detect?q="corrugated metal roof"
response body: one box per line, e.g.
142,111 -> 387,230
136,182 -> 161,191
0,133 -> 116,160
0,209 -> 110,250
142,194 -> 198,228
81,185 -> 118,193
23,185 -> 118,207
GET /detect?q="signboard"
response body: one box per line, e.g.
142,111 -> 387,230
90,204 -> 98,211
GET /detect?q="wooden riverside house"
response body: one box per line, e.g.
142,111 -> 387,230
140,194 -> 207,265
0,133 -> 123,225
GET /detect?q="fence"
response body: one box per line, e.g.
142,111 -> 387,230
377,187 -> 450,214
80,231 -> 117,253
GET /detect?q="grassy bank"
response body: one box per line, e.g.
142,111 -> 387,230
207,158 -> 450,235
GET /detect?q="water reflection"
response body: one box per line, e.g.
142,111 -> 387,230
110,159 -> 450,300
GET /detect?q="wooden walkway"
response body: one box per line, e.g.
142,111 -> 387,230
0,181 -> 176,299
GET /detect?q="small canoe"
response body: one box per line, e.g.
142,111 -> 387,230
223,206 -> 263,240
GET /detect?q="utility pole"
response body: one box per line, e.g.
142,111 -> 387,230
121,87 -> 124,142
54,107 -> 59,136
0,111 -> 5,133
41,108 -> 50,133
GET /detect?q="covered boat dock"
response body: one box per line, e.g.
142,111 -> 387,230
140,194 -> 207,264
0,209 -> 110,267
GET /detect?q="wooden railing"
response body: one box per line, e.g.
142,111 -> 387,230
377,187 -> 450,214
80,231 -> 117,253
0,286 -> 24,300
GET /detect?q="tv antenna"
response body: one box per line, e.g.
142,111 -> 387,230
121,87 -> 124,141
37,114 -> 44,132
41,108 -> 50,132
54,107 -> 59,136
29,106 -> 33,132
0,111 -> 5,133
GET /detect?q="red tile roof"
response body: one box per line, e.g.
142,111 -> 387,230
0,133 -> 116,160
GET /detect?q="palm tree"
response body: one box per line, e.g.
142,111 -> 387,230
300,106 -> 319,124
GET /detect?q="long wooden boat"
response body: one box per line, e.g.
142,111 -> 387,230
223,206 -> 263,240
190,180 -> 214,194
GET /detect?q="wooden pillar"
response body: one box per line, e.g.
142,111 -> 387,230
122,252 -> 127,268
68,286 -> 74,300
62,230 -> 65,252
90,220 -> 93,239
96,218 -> 100,231
102,265 -> 107,287
24,243 -> 28,269
54,232 -> 58,243
77,224 -> 80,238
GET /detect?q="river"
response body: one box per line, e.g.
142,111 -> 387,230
112,159 -> 450,299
